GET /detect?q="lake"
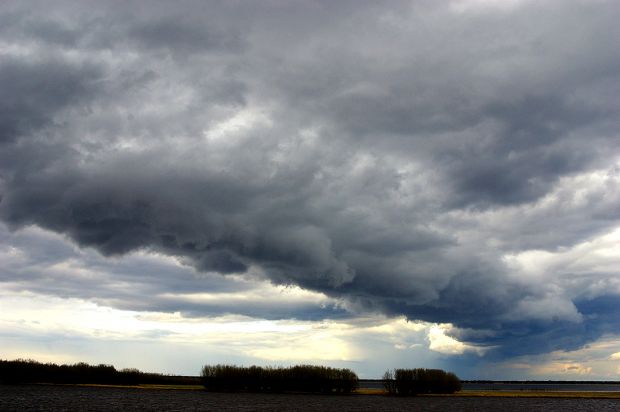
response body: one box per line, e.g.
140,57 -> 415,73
462,382 -> 620,392
2,384 -> 620,411
358,379 -> 620,392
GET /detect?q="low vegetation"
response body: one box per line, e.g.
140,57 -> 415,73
201,364 -> 359,393
383,368 -> 462,395
0,359 -> 199,385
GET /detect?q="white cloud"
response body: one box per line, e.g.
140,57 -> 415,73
427,324 -> 488,356
204,107 -> 273,143
450,0 -> 529,14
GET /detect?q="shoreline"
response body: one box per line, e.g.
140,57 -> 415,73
9,383 -> 620,399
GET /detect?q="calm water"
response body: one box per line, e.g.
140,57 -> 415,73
462,382 -> 620,392
358,379 -> 620,392
1,385 -> 620,411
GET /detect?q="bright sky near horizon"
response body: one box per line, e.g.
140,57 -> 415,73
1,0 -> 620,379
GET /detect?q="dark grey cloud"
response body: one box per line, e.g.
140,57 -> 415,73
0,56 -> 102,144
0,224 -> 344,321
1,0 -> 620,361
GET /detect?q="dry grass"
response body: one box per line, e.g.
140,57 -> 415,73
354,388 -> 386,395
71,383 -> 204,391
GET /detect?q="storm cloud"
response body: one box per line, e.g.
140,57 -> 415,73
1,0 -> 620,361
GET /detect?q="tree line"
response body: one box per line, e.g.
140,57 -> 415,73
1,359 -> 463,396
201,364 -> 358,393
0,359 -> 199,385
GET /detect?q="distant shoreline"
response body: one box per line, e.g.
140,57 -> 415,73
359,379 -> 620,384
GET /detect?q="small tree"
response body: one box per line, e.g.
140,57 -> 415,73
383,368 -> 461,396
382,369 -> 397,394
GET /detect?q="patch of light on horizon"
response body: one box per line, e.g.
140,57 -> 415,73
490,337 -> 620,379
0,291 -> 471,370
534,362 -> 593,376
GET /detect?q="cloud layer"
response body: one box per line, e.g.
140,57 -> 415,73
1,0 -> 620,361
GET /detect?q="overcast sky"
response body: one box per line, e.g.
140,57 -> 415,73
1,0 -> 620,379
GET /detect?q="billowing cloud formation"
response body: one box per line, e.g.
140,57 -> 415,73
1,0 -> 620,361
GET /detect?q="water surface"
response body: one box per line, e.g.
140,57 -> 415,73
2,384 -> 619,411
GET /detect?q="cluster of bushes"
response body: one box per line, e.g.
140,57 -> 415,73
382,368 -> 461,395
201,364 -> 358,393
0,359 -> 199,385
